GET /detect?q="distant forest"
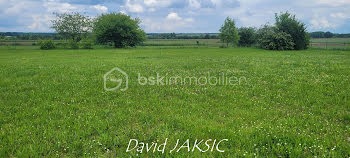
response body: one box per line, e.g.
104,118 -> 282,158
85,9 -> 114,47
309,31 -> 350,38
1,31 -> 349,40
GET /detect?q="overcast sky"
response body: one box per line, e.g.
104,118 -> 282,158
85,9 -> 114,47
0,0 -> 349,33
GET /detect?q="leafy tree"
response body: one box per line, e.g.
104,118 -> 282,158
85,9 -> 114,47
259,31 -> 295,50
275,12 -> 310,50
51,12 -> 92,41
169,33 -> 176,39
93,13 -> 146,48
256,24 -> 276,39
324,31 -> 333,38
257,25 -> 295,50
238,27 -> 257,47
219,17 -> 240,47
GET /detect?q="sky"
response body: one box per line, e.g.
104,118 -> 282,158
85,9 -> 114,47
0,0 -> 349,33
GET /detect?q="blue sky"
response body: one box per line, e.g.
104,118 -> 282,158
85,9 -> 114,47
0,0 -> 349,33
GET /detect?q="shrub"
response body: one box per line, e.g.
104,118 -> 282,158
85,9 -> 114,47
219,45 -> 228,48
68,40 -> 79,49
39,40 -> 56,50
238,27 -> 257,47
80,39 -> 93,49
259,31 -> 295,50
93,13 -> 146,48
62,41 -> 69,49
275,12 -> 310,50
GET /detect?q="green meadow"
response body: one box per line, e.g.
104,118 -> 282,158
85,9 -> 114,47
0,46 -> 349,157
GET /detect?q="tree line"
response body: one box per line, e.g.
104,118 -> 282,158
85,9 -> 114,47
2,31 -> 349,41
0,33 -> 61,40
2,11 -> 349,50
309,31 -> 350,38
147,33 -> 218,39
26,11 -> 313,50
219,12 -> 310,50
0,32 -> 220,40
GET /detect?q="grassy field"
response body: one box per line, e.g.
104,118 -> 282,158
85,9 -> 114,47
0,39 -> 224,47
2,38 -> 350,50
0,46 -> 350,157
143,39 -> 223,47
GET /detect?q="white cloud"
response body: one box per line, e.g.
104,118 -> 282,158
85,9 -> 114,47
166,12 -> 182,21
189,0 -> 201,9
91,5 -> 108,13
143,0 -> 172,7
0,0 -> 114,32
210,0 -> 222,7
44,1 -> 78,13
185,18 -> 194,22
143,0 -> 156,6
126,0 -> 144,13
330,13 -> 348,19
142,12 -> 195,32
1,0 -> 350,33
314,0 -> 350,7
148,8 -> 156,12
4,1 -> 33,14
310,18 -> 336,29
119,10 -> 127,15
27,15 -> 52,31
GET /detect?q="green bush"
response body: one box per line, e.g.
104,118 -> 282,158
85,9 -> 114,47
80,39 -> 93,49
219,45 -> 228,48
259,31 -> 295,50
275,12 -> 310,50
68,40 -> 79,49
238,27 -> 257,47
62,41 -> 69,49
93,13 -> 146,48
39,40 -> 56,50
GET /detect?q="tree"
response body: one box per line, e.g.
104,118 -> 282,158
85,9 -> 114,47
256,24 -> 275,40
275,12 -> 310,50
51,12 -> 92,41
259,31 -> 295,50
324,31 -> 333,38
238,27 -> 257,47
93,13 -> 146,48
219,17 -> 240,47
169,33 -> 176,39
257,24 -> 295,50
